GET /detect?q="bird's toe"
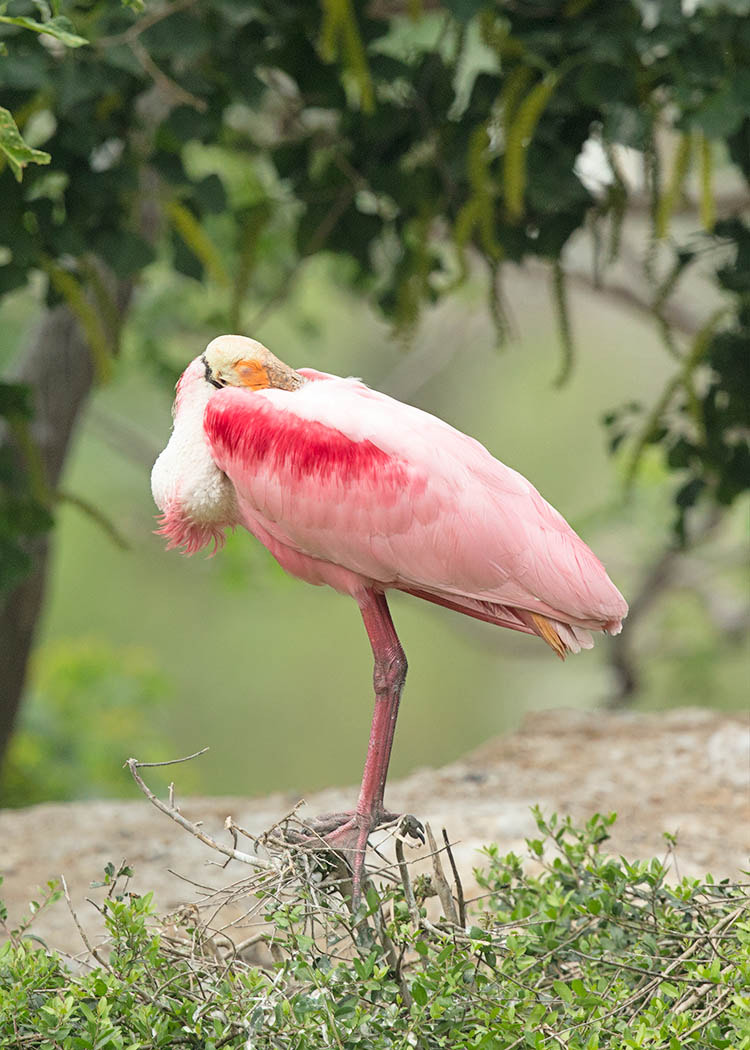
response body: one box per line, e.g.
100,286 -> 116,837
299,810 -> 357,836
398,813 -> 425,844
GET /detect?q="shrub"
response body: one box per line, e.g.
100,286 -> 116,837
1,811 -> 748,1048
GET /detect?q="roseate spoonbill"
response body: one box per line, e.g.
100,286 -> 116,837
152,334 -> 627,896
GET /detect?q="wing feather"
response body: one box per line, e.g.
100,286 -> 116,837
204,377 -> 627,630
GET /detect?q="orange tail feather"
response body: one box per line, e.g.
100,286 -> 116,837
531,613 -> 567,660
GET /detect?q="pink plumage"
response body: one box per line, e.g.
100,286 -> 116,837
183,364 -> 625,649
152,335 -> 627,897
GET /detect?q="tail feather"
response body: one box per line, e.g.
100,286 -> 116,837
530,613 -> 567,660
399,586 -> 600,658
550,619 -> 594,655
398,586 -> 537,636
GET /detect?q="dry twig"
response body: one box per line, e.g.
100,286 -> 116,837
126,754 -> 276,870
425,823 -> 458,925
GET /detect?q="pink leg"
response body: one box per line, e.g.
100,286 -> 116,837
314,589 -> 408,899
356,588 -> 407,819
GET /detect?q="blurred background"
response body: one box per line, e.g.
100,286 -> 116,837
1,1 -> 747,807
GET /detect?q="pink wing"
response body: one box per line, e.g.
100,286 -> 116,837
204,376 -> 627,642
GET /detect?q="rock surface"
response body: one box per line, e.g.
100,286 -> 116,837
1,707 -> 748,957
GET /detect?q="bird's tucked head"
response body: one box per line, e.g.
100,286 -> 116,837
201,335 -> 304,394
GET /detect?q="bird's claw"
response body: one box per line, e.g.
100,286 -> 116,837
397,813 -> 425,845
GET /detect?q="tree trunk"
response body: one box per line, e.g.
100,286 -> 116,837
0,292 -> 129,774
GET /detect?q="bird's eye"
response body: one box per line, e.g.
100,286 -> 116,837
202,355 -> 226,389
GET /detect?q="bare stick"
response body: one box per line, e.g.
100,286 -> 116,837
425,823 -> 458,926
232,931 -> 268,955
679,986 -> 735,1040
61,874 -> 111,970
106,859 -> 131,900
395,837 -> 420,926
224,814 -> 270,848
256,799 -> 307,844
442,829 -> 466,929
223,818 -> 239,869
97,0 -> 199,47
131,40 -> 208,112
126,757 -> 275,871
131,748 -> 209,768
166,869 -> 222,893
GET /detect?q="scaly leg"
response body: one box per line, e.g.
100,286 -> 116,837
302,589 -> 409,899
355,588 -> 407,822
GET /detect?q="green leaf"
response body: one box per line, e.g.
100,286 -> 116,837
0,14 -> 87,47
574,63 -> 634,108
411,981 -> 428,1006
94,231 -> 156,279
693,82 -> 746,139
504,72 -> 560,220
319,0 -> 374,113
553,980 -> 574,1004
193,174 -> 227,215
604,103 -> 650,149
0,107 -> 51,181
166,200 -> 230,286
0,382 -> 33,419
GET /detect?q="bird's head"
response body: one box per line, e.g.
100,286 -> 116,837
201,334 -> 304,393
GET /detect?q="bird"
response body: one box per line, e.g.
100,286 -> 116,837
151,334 -> 628,898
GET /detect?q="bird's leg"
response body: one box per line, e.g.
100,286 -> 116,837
300,589 -> 409,900
354,587 -> 408,825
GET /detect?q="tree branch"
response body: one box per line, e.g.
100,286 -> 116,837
606,510 -> 722,706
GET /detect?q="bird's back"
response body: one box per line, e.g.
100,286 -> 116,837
204,371 -> 627,653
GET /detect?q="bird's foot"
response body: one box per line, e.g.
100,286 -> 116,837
298,808 -> 397,837
287,809 -> 424,903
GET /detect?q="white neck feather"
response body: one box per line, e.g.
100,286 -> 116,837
151,359 -> 237,527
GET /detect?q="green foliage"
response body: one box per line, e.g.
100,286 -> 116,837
0,1 -> 87,48
606,217 -> 750,539
0,12 -> 85,46
0,105 -> 50,180
0,639 -> 172,805
1,813 -> 748,1047
0,0 -> 87,180
0,0 -> 91,594
0,873 -> 61,944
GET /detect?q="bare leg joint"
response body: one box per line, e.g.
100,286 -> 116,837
373,648 -> 407,696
